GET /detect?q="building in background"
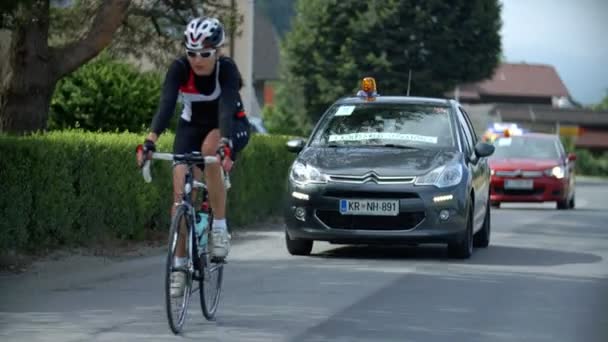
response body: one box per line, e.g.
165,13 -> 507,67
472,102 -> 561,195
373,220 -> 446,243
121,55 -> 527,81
447,63 -> 608,152
224,0 -> 279,121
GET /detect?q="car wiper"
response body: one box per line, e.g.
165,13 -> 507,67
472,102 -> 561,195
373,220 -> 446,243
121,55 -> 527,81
377,144 -> 419,149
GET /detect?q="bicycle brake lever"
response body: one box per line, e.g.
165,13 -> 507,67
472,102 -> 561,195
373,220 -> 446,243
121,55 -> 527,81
142,159 -> 152,183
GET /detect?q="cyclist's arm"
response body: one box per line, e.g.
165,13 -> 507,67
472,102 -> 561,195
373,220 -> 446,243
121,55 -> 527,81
148,59 -> 187,141
217,57 -> 243,142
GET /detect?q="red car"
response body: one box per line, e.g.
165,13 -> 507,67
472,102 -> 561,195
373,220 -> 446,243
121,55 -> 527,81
489,133 -> 576,209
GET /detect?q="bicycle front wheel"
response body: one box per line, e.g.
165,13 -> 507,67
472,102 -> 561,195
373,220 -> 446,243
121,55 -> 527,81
165,205 -> 193,334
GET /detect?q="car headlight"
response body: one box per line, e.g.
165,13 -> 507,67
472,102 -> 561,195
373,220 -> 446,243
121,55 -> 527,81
545,166 -> 565,179
415,164 -> 463,188
290,162 -> 327,185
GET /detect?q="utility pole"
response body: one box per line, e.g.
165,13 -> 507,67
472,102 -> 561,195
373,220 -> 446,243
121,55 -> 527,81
243,0 -> 255,117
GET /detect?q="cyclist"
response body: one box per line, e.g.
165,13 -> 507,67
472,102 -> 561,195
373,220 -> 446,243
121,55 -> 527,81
137,16 -> 249,297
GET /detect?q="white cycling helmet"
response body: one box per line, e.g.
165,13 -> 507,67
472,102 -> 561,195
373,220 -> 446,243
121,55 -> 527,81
184,17 -> 225,50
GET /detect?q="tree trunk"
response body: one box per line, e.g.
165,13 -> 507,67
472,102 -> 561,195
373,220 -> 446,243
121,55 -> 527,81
0,0 -> 131,135
0,0 -> 53,135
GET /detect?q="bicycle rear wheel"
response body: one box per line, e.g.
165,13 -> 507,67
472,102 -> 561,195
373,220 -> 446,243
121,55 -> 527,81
165,205 -> 193,334
199,256 -> 224,320
199,216 -> 224,320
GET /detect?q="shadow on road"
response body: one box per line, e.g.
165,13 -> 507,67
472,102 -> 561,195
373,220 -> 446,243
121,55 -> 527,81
493,207 -> 603,212
312,243 -> 602,267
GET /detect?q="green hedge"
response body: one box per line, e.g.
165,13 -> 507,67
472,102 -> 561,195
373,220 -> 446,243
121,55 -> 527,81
0,131 -> 295,253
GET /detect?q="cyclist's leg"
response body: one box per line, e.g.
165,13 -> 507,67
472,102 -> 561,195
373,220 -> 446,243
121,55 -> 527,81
170,119 -> 207,296
201,128 -> 230,257
201,129 -> 225,218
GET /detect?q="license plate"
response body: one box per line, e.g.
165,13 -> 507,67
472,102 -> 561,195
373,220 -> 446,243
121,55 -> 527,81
504,179 -> 533,189
339,199 -> 399,216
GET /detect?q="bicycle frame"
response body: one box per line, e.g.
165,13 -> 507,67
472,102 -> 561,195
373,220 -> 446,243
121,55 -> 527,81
142,151 -> 226,276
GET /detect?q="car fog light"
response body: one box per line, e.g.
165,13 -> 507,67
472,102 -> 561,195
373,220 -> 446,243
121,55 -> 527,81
292,191 -> 309,200
294,207 -> 306,221
433,194 -> 453,203
439,209 -> 450,221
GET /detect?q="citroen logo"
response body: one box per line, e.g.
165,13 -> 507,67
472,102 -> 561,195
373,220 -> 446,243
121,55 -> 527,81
362,171 -> 380,183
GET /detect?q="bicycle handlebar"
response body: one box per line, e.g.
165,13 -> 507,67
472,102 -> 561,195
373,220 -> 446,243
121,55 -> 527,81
150,152 -> 219,164
142,152 -> 230,188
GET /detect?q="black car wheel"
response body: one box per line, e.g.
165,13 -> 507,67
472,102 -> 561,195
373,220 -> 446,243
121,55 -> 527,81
285,231 -> 313,256
474,199 -> 491,248
448,203 -> 474,259
557,198 -> 569,210
568,193 -> 576,209
490,201 -> 500,209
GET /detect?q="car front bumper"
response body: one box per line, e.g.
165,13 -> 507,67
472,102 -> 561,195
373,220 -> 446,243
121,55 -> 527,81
283,181 -> 469,245
490,176 -> 568,203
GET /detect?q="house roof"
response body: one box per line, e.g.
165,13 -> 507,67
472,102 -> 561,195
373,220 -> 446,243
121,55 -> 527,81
253,10 -> 280,81
492,104 -> 608,126
447,63 -> 571,99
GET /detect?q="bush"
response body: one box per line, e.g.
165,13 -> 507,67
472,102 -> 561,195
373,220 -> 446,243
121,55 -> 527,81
561,136 -> 608,177
49,54 -> 168,133
0,131 -> 296,253
262,104 -> 312,137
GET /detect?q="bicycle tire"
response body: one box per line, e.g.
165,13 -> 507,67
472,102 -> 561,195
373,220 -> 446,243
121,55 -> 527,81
199,212 -> 224,320
165,205 -> 193,334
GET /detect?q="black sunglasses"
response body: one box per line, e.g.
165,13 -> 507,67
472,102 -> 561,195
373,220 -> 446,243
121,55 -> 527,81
186,49 -> 216,58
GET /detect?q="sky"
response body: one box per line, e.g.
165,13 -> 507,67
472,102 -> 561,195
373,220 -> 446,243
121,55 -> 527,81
500,0 -> 608,105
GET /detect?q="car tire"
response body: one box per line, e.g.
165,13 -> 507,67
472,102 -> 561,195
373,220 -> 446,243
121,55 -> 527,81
448,203 -> 474,259
474,200 -> 491,248
490,201 -> 500,209
557,198 -> 569,210
568,193 -> 575,209
285,231 -> 313,256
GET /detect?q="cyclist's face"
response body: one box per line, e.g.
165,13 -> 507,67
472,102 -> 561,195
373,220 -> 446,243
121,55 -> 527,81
187,49 -> 216,76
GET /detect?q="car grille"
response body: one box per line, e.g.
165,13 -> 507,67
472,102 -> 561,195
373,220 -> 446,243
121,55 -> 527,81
327,173 -> 415,184
323,190 -> 420,199
316,210 -> 425,230
493,187 -> 545,196
495,170 -> 544,178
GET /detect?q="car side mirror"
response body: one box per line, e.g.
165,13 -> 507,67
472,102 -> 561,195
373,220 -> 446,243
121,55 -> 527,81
286,138 -> 306,153
474,141 -> 495,158
568,152 -> 577,161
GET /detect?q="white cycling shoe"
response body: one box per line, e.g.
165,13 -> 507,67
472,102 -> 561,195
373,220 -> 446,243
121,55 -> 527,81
211,228 -> 231,259
170,272 -> 186,297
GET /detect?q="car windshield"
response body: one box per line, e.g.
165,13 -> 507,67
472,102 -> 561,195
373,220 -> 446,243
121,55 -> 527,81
491,136 -> 560,160
309,103 -> 455,149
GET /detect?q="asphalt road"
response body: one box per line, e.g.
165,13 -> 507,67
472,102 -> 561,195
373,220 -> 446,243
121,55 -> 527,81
1,177 -> 608,342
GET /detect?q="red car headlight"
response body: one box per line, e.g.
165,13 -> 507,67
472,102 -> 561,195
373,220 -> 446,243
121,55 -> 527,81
544,166 -> 565,179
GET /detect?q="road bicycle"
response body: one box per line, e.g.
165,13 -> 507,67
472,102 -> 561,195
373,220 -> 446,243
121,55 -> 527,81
140,150 -> 227,334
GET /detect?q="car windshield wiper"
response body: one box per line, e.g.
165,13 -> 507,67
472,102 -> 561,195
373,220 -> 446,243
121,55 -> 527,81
375,144 -> 419,150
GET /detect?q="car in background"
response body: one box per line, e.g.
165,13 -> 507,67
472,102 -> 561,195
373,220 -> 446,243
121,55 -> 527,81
489,132 -> 576,209
282,78 -> 496,259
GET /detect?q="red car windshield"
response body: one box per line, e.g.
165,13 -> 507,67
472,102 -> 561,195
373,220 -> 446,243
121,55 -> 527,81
491,136 -> 560,160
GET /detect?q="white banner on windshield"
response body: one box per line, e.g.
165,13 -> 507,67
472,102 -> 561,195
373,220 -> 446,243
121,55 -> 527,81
328,132 -> 438,144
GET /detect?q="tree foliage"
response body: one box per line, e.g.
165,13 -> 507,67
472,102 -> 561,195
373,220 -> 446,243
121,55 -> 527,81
49,53 -> 165,133
592,90 -> 608,111
46,0 -> 243,68
277,0 -> 502,124
0,0 -> 243,134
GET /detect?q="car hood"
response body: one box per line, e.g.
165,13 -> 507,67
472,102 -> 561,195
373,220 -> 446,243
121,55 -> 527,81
297,147 -> 460,176
489,158 -> 560,171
